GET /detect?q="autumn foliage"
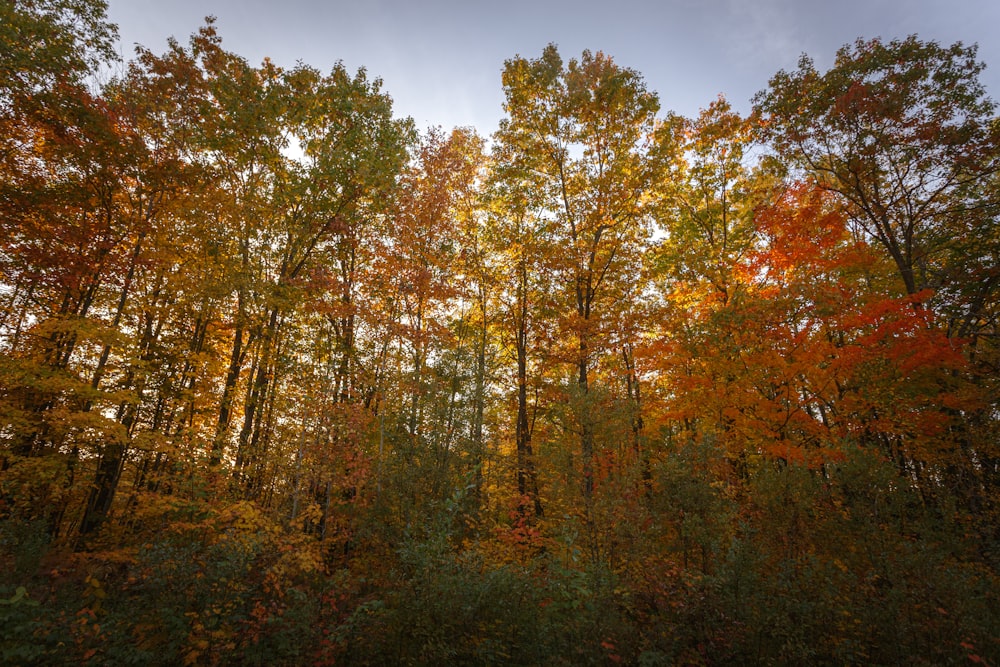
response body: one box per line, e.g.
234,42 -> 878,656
1,2 -> 999,664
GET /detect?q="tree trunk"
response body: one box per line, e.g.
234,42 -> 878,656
515,258 -> 543,517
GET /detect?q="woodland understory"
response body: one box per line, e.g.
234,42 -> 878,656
2,1 -> 1000,664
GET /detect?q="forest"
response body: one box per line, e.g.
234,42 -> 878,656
2,0 -> 999,664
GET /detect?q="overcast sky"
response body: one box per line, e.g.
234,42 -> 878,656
105,0 -> 1000,135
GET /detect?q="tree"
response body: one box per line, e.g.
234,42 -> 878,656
754,34 -> 1000,517
495,44 -> 661,508
483,167 -> 549,517
383,127 -> 484,504
753,37 -> 1000,325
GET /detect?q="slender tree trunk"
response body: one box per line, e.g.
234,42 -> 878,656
576,272 -> 595,503
578,343 -> 594,500
212,321 -> 245,466
77,438 -> 126,543
623,343 -> 651,495
515,258 -> 543,517
470,284 -> 488,505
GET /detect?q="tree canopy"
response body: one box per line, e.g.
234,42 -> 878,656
1,3 -> 999,663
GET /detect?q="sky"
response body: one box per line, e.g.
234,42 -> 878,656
105,0 -> 1000,135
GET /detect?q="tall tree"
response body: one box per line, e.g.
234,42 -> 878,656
483,170 -> 549,517
754,34 -> 1000,516
495,45 -> 661,507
